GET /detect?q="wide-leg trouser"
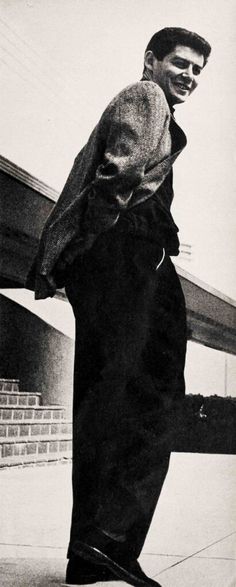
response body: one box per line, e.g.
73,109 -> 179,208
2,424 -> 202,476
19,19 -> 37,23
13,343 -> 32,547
65,226 -> 187,561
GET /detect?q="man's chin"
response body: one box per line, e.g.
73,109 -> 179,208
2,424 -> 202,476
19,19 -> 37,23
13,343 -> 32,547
171,92 -> 189,105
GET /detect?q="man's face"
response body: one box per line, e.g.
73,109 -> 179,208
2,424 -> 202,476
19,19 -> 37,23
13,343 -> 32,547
149,44 -> 204,105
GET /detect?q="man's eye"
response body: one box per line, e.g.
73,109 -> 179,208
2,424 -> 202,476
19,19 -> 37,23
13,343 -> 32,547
173,60 -> 186,68
193,66 -> 201,76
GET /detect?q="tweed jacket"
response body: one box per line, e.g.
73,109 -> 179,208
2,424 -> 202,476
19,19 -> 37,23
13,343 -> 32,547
31,80 -> 187,299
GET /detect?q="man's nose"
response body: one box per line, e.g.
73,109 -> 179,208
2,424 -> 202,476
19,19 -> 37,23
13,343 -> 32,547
179,72 -> 194,88
181,65 -> 194,82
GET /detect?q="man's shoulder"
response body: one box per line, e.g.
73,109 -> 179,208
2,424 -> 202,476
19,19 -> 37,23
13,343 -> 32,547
106,80 -> 170,113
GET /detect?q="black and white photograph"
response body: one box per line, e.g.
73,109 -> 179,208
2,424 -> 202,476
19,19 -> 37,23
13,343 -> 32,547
0,1 -> 235,586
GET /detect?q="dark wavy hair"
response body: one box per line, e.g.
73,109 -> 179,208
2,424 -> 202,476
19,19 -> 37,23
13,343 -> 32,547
145,27 -> 211,66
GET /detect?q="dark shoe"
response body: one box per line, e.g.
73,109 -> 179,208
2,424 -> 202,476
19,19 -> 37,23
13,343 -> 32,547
73,541 -> 162,587
65,555 -> 117,584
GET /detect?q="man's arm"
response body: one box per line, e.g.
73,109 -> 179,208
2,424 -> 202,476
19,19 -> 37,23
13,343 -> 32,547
31,82 -> 170,299
82,81 -> 169,246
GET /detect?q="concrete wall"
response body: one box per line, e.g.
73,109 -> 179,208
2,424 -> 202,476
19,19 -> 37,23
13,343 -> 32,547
0,165 -> 56,287
185,341 -> 236,398
0,294 -> 74,409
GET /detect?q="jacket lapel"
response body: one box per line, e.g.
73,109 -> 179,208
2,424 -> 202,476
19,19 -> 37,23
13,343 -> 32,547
129,115 -> 186,209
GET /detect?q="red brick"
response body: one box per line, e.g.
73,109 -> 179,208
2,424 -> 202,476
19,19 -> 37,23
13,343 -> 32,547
26,443 -> 37,454
19,396 -> 28,406
24,409 -> 33,420
49,441 -> 58,453
59,441 -> 68,452
41,424 -> 50,435
52,411 -> 61,420
43,410 -> 51,420
3,444 -> 14,457
51,424 -> 59,434
60,440 -> 72,452
9,395 -> 18,405
28,396 -> 37,406
31,424 -> 41,436
0,396 -> 7,405
19,425 -> 30,436
2,410 -> 11,420
38,442 -> 47,454
0,425 -> 7,437
35,410 -> 43,420
8,425 -> 19,437
14,444 -> 23,456
61,423 -> 72,435
13,410 -> 24,420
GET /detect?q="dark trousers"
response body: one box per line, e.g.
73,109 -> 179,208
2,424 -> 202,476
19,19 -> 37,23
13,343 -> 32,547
65,225 -> 187,561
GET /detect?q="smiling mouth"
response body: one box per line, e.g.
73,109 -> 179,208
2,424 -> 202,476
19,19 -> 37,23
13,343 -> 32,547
174,82 -> 191,92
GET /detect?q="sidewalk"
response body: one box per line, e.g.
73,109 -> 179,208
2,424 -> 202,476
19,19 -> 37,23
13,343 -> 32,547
0,453 -> 235,587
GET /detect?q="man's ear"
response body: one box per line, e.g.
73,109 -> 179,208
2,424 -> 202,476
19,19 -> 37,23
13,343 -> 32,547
144,50 -> 156,74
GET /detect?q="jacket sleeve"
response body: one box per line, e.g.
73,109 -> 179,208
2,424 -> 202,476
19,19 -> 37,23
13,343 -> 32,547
82,82 -> 169,244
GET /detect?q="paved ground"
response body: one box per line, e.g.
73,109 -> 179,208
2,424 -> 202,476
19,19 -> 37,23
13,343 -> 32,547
0,453 -> 235,586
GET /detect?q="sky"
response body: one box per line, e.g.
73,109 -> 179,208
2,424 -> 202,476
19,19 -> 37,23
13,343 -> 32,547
1,0 -> 236,298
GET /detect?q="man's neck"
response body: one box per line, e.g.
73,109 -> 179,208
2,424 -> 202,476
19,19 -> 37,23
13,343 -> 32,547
141,69 -> 153,82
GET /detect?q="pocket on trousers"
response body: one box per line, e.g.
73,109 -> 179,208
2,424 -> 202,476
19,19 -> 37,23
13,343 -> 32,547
154,247 -> 165,271
132,241 -> 165,275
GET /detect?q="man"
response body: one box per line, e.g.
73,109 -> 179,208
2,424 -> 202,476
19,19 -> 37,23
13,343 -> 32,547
29,27 -> 211,587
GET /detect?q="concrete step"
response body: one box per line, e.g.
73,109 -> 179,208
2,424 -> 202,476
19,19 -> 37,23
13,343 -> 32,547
0,434 -> 72,466
0,449 -> 72,468
0,391 -> 41,407
0,379 -> 72,468
0,419 -> 72,439
0,379 -> 20,392
0,405 -> 66,421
